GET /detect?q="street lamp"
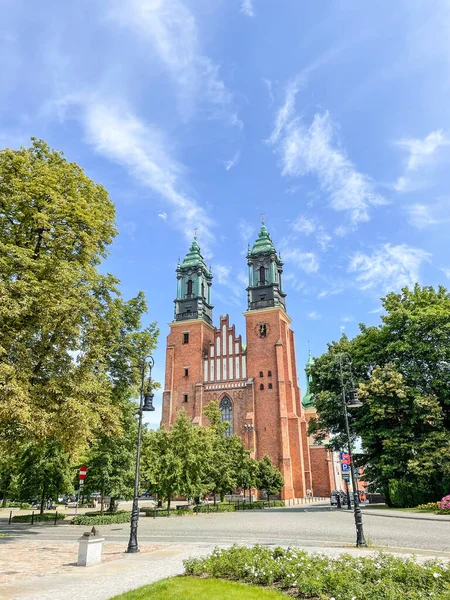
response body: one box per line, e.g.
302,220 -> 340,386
127,356 -> 155,554
337,353 -> 366,548
244,423 -> 254,451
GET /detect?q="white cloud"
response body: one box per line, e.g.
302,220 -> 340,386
316,230 -> 332,251
441,268 -> 450,280
223,150 -> 241,171
238,219 -> 255,244
349,243 -> 431,292
263,78 -> 274,104
317,284 -> 343,300
158,211 -> 168,220
406,204 -> 438,229
292,215 -> 316,235
368,307 -> 383,314
340,325 -> 346,332
341,316 -> 353,323
109,0 -> 236,123
269,81 -> 385,228
240,0 -> 254,17
406,198 -> 450,229
307,311 -> 321,320
394,130 -> 450,192
281,248 -> 319,273
283,273 -> 305,293
63,97 -> 214,243
213,263 -> 244,306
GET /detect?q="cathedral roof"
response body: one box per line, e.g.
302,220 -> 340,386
248,222 -> 277,257
302,392 -> 315,409
179,237 -> 211,274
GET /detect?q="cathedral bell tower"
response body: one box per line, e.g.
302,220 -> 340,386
174,235 -> 213,325
244,220 -> 310,499
246,221 -> 286,312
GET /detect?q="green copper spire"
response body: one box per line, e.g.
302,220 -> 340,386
248,220 -> 277,257
180,235 -> 210,272
302,350 -> 315,409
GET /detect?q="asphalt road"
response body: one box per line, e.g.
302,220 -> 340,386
1,504 -> 449,553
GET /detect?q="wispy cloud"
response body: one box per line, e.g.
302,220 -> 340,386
394,130 -> 450,192
109,0 -> 238,124
213,263 -> 245,306
238,219 -> 255,244
158,211 -> 168,220
62,96 -> 214,243
269,80 -> 385,229
441,268 -> 450,280
280,246 -> 319,274
291,214 -> 332,250
349,243 -> 431,292
405,198 -> 450,229
317,284 -> 344,300
223,149 -> 241,171
263,78 -> 274,105
307,311 -> 321,320
341,316 -> 353,323
240,0 -> 255,17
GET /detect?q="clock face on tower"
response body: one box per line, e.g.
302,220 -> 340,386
254,322 -> 269,338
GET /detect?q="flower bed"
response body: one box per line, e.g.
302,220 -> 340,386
184,545 -> 450,600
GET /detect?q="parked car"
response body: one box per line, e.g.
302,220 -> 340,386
330,491 -> 348,506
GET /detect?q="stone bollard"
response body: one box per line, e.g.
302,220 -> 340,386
77,527 -> 105,567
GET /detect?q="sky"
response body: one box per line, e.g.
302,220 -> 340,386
2,0 -> 450,427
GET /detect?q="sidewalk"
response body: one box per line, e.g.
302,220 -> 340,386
362,506 -> 450,522
1,539 -> 450,600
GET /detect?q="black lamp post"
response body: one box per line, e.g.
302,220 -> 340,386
126,356 -> 155,554
337,354 -> 367,548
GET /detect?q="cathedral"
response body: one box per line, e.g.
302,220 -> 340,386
161,221 -> 334,499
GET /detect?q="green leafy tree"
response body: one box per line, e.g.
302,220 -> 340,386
17,440 -> 73,514
309,284 -> 450,506
202,401 -> 240,502
0,138 -> 119,454
256,455 -> 284,501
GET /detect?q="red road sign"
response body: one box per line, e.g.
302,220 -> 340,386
340,452 -> 351,465
79,466 -> 88,481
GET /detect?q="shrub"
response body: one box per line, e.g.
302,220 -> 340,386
141,507 -> 192,517
11,513 -> 66,523
416,502 -> 440,512
194,503 -> 236,513
71,512 -> 131,525
440,495 -> 450,514
20,502 -> 31,509
184,545 -> 450,600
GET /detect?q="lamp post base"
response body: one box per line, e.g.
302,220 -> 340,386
126,498 -> 140,554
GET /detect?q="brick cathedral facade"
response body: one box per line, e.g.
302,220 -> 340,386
161,222 -> 334,499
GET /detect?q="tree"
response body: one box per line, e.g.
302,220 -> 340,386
309,284 -> 450,506
17,440 -> 73,514
256,455 -> 284,501
202,401 -> 240,502
0,138 -> 119,454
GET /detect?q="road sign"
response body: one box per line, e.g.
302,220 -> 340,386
341,463 -> 350,472
342,474 -> 350,482
340,452 -> 350,465
79,466 -> 87,481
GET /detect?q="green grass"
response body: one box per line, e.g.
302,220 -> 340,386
110,576 -> 288,600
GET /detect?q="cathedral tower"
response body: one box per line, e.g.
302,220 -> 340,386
161,236 -> 216,426
244,221 -> 311,499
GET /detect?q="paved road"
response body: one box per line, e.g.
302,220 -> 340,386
2,504 -> 450,553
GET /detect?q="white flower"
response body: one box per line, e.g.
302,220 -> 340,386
434,572 -> 441,578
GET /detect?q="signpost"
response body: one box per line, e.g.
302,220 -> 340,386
75,466 -> 88,517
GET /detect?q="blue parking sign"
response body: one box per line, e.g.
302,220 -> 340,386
341,463 -> 350,472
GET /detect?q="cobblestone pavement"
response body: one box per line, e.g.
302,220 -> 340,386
0,541 -> 163,586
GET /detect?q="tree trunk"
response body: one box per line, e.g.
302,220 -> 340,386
167,496 -> 171,511
1,495 -> 6,508
100,485 -> 105,514
40,484 -> 46,515
109,497 -> 117,513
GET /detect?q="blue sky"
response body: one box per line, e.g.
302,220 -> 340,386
2,0 -> 450,427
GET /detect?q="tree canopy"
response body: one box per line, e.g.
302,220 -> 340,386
309,284 -> 450,506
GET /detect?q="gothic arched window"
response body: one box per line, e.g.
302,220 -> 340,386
268,383 -> 273,390
268,370 -> 272,377
219,396 -> 232,437
201,281 -> 205,298
187,279 -> 193,296
259,371 -> 264,378
259,265 -> 265,285
260,383 -> 264,390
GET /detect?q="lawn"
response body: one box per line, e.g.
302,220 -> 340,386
110,576 -> 288,600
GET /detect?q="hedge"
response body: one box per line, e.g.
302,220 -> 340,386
71,512 -> 131,525
11,512 -> 66,523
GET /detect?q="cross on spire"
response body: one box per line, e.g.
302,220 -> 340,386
261,212 -> 265,224
194,227 -> 198,239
